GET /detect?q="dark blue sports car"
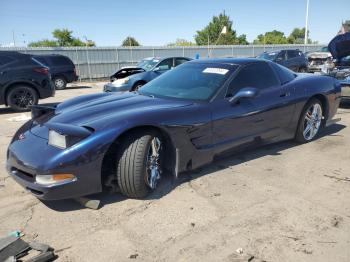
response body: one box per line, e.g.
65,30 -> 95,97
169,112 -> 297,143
6,58 -> 341,200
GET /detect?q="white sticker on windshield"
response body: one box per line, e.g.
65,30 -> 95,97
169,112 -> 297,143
203,68 -> 229,75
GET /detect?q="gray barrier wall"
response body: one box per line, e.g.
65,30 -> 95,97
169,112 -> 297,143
0,45 -> 324,80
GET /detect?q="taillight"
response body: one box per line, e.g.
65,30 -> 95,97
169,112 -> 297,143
33,67 -> 49,75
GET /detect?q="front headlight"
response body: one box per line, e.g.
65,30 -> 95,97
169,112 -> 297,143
114,77 -> 129,85
48,130 -> 66,149
36,174 -> 76,185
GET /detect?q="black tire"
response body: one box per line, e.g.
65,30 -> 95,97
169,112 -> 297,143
295,98 -> 323,143
116,130 -> 163,198
7,86 -> 38,112
53,76 -> 67,90
132,82 -> 145,91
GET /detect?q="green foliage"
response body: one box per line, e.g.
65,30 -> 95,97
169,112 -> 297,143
28,28 -> 95,47
28,39 -> 58,47
236,34 -> 249,45
195,12 -> 247,45
167,38 -> 194,46
253,30 -> 288,44
122,36 -> 140,47
287,27 -> 312,44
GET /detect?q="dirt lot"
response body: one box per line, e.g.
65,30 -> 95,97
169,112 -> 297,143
0,82 -> 349,262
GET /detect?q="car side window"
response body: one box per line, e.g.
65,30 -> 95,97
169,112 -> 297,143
287,50 -> 298,59
227,62 -> 279,97
157,58 -> 173,70
270,62 -> 296,84
0,55 -> 15,66
175,58 -> 189,67
276,51 -> 286,61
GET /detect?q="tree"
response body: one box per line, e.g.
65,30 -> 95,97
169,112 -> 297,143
167,38 -> 194,46
287,27 -> 312,44
236,34 -> 249,45
195,12 -> 238,45
122,36 -> 140,47
253,30 -> 288,44
28,28 -> 95,47
28,39 -> 58,47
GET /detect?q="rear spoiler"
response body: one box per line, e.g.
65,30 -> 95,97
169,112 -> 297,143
31,104 -> 57,119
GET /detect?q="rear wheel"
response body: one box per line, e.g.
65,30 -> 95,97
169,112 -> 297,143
53,76 -> 67,90
295,98 -> 323,143
116,130 -> 163,198
7,86 -> 38,111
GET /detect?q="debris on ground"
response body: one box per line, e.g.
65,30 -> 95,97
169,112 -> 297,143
129,253 -> 138,259
331,215 -> 343,227
74,197 -> 101,210
0,234 -> 57,261
236,247 -> 244,254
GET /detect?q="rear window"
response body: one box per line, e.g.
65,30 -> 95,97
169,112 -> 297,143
270,62 -> 296,84
35,56 -> 73,66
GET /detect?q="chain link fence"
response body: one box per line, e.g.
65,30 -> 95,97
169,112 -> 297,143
0,44 -> 324,80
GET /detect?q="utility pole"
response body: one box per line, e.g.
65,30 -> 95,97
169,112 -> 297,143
12,30 -> 16,47
304,0 -> 310,46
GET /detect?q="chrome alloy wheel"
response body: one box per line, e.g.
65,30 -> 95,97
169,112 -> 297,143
303,103 -> 322,141
146,137 -> 162,189
54,78 -> 65,89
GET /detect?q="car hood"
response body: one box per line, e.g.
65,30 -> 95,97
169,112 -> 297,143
30,92 -> 193,138
110,67 -> 145,81
307,52 -> 332,59
328,32 -> 350,60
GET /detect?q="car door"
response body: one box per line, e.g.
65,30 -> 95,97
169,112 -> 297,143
286,50 -> 298,71
211,61 -> 294,154
275,50 -> 288,67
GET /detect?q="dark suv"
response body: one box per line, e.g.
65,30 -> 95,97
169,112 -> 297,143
33,54 -> 78,89
258,49 -> 308,72
0,51 -> 55,111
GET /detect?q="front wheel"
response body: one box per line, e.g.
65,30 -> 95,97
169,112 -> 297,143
7,86 -> 38,111
116,130 -> 163,198
295,98 -> 323,143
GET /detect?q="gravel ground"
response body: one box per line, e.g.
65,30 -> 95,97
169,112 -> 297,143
0,82 -> 349,262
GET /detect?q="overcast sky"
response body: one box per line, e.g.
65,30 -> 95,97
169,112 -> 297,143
0,0 -> 349,46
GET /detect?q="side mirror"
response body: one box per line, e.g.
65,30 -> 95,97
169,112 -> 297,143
229,87 -> 259,104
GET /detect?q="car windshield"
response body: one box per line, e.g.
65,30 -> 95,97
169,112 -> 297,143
320,47 -> 329,52
137,58 -> 160,71
139,63 -> 237,101
257,52 -> 277,61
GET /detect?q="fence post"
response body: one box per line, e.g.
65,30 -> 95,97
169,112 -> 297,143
182,46 -> 185,57
252,45 -> 255,57
152,47 -> 155,57
75,47 -> 81,83
115,47 -> 119,70
85,47 -> 92,81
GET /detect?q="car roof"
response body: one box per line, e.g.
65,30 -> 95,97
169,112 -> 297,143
142,56 -> 191,61
189,57 -> 264,66
0,51 -> 31,58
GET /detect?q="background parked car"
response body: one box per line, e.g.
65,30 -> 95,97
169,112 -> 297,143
306,46 -> 333,73
257,49 -> 308,72
33,54 -> 78,90
103,56 -> 191,92
0,51 -> 55,111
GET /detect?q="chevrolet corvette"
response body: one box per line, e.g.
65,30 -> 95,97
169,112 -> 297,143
6,58 -> 341,200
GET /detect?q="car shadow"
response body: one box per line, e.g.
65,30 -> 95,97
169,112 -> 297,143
42,123 -> 346,212
62,85 -> 92,90
0,103 -> 60,115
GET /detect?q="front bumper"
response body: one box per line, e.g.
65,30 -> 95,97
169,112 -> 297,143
103,82 -> 132,92
6,125 -> 103,200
